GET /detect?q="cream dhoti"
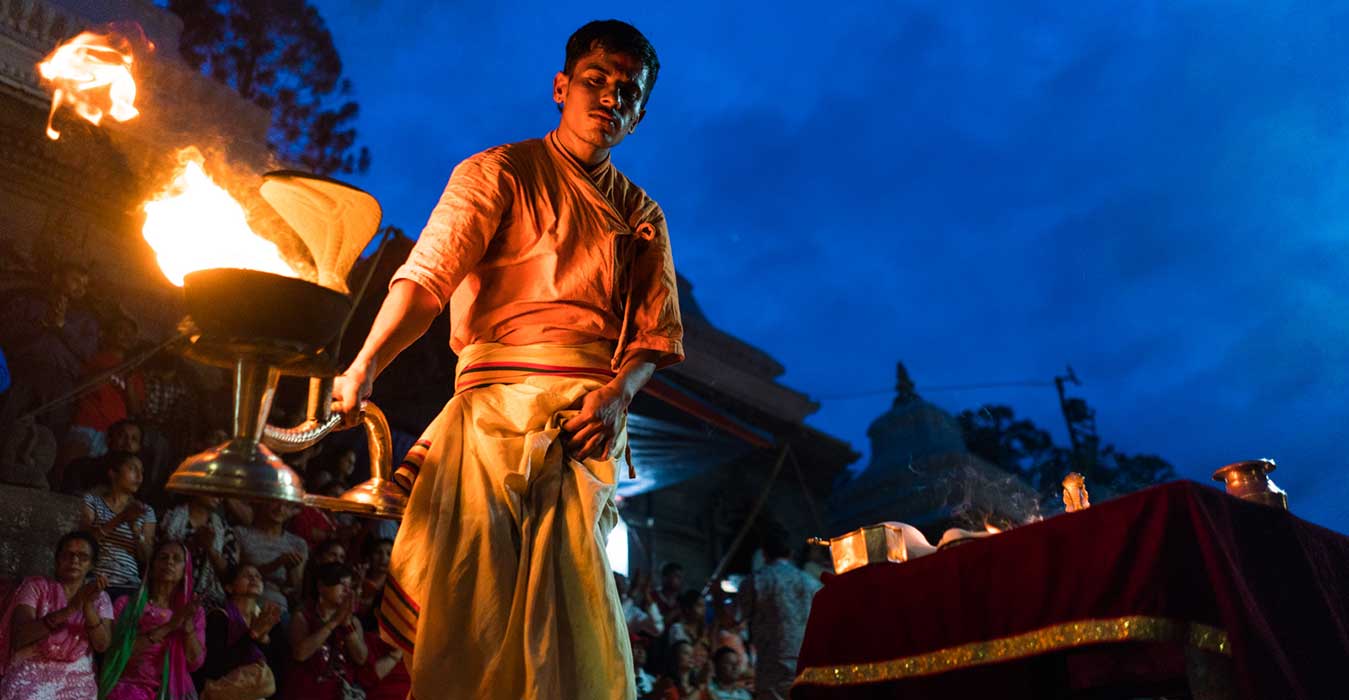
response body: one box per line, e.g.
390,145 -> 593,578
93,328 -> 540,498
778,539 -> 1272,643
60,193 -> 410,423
378,342 -> 635,700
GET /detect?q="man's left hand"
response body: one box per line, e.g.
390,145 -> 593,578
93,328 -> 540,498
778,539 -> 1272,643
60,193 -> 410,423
561,384 -> 629,462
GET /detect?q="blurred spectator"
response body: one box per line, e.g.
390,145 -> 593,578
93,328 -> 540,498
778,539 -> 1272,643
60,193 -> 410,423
59,418 -> 141,495
710,594 -> 750,679
0,261 -> 98,434
137,351 -> 197,509
287,479 -> 341,551
101,540 -> 206,700
0,531 -> 113,699
668,590 -> 709,649
197,564 -> 280,700
302,538 -> 349,602
800,544 -> 832,581
653,562 -> 684,622
700,647 -> 752,700
355,538 -> 393,627
312,539 -> 348,567
737,524 -> 821,700
654,639 -> 705,699
58,311 -> 143,472
632,635 -> 657,699
619,571 -> 664,640
0,414 -> 56,490
330,448 -> 357,486
357,627 -> 409,700
235,502 -> 308,615
79,451 -> 156,600
281,563 -> 368,700
161,494 -> 238,607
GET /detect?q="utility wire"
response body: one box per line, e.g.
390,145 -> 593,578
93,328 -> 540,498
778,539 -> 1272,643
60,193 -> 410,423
816,379 -> 1056,401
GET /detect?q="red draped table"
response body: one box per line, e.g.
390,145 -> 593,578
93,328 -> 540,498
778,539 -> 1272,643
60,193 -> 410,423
792,481 -> 1349,699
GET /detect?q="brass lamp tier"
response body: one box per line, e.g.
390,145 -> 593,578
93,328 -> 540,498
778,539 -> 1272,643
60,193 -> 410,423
165,169 -> 398,516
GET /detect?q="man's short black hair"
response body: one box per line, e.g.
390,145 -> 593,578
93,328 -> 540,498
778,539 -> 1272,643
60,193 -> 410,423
57,530 -> 100,564
108,418 -> 141,437
759,521 -> 793,561
660,561 -> 684,578
101,450 -> 139,483
563,20 -> 660,98
713,645 -> 739,665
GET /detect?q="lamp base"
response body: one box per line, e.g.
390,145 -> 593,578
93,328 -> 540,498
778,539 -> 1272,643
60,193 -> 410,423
166,439 -> 306,504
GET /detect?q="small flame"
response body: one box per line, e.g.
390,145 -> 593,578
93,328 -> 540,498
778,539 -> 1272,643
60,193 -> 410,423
143,149 -> 298,286
984,522 -> 1002,534
37,31 -> 141,140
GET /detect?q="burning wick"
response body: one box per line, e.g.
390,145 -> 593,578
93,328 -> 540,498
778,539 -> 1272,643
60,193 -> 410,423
984,522 -> 1002,535
142,149 -> 298,286
37,30 -> 141,140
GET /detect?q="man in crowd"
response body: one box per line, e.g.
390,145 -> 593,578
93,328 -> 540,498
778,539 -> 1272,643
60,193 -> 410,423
332,19 -> 682,700
738,524 -> 822,700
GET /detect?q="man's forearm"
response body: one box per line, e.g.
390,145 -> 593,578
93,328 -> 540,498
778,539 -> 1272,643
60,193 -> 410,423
355,279 -> 442,376
609,350 -> 660,403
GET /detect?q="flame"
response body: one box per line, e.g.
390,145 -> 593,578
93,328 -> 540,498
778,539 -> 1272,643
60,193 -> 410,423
37,31 -> 141,140
984,522 -> 1002,534
142,149 -> 298,286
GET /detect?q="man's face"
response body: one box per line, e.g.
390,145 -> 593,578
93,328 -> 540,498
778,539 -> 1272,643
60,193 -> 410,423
663,569 -> 683,591
715,650 -> 741,684
58,269 -> 89,299
554,47 -> 649,152
109,424 -> 142,453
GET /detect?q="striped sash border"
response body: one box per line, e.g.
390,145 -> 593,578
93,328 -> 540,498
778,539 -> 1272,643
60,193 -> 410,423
454,360 -> 615,393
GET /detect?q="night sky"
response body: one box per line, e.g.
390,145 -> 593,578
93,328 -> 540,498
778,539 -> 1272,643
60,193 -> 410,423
312,0 -> 1349,532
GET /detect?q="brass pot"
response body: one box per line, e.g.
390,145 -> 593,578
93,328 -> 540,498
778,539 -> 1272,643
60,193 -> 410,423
1212,458 -> 1287,510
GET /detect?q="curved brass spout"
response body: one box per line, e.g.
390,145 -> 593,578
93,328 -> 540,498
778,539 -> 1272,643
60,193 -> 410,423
302,403 -> 406,520
256,376 -> 405,520
263,377 -> 339,454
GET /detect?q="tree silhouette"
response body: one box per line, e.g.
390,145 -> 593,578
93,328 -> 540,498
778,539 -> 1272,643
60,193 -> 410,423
168,0 -> 370,175
959,403 -> 1176,502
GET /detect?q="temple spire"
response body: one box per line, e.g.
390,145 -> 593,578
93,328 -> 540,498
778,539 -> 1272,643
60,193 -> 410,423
894,361 -> 919,406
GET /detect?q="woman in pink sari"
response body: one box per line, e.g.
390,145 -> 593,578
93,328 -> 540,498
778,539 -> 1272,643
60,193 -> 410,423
100,540 -> 205,700
0,530 -> 113,700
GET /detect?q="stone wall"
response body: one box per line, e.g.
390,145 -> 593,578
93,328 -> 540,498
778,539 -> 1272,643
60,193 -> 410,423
0,484 -> 82,579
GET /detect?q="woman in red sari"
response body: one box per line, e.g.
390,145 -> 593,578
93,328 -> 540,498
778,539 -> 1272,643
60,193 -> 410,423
281,563 -> 367,700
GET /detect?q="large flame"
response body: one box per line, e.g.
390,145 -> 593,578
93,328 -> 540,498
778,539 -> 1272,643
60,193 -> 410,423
37,31 -> 140,140
143,149 -> 298,286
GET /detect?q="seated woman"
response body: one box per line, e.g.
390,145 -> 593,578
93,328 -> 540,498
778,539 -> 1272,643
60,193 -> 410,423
0,531 -> 113,700
357,624 -> 409,700
197,564 -> 281,700
160,494 -> 238,608
234,502 -> 307,616
281,563 -> 368,700
654,640 -> 707,700
354,538 -> 392,628
100,540 -> 205,700
80,451 -> 156,601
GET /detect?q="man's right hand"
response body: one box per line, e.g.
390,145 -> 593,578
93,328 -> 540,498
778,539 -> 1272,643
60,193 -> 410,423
331,358 -> 376,429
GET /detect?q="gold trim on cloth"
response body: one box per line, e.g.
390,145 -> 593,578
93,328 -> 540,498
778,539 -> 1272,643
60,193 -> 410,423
794,615 -> 1230,687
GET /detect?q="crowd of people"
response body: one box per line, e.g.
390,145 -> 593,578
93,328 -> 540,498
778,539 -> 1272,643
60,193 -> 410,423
619,523 -> 825,700
0,444 -> 407,700
0,261 -> 829,699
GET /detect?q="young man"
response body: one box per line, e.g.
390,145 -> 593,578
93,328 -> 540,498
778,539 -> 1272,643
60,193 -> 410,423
332,19 -> 683,700
738,524 -> 822,700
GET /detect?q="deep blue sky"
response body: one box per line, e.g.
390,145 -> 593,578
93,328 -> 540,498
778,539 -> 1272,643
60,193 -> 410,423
312,0 -> 1349,532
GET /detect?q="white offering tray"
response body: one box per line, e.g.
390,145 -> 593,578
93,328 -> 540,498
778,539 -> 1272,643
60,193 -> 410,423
810,522 -> 999,574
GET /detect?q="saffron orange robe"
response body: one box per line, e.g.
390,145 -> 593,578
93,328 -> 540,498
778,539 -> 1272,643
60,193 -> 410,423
380,131 -> 683,700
